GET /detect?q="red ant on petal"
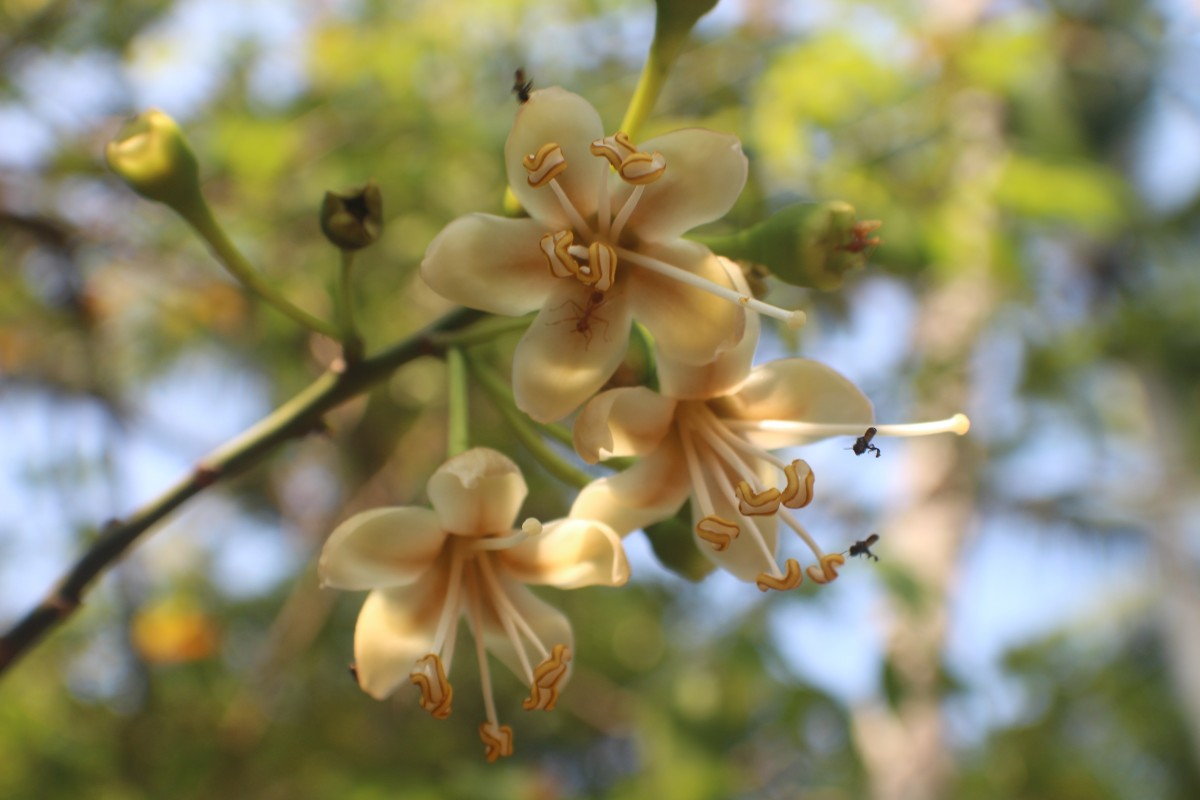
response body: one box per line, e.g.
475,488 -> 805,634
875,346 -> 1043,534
552,290 -> 610,347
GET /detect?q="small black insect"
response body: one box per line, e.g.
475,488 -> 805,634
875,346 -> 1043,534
513,68 -> 532,103
849,426 -> 881,458
848,534 -> 880,562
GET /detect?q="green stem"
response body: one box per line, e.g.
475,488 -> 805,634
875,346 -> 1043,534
0,306 -> 485,677
431,313 -> 536,349
620,44 -> 672,141
337,250 -> 364,360
446,347 -> 470,458
179,198 -> 340,338
465,356 -> 592,490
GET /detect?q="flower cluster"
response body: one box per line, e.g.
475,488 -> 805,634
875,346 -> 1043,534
320,88 -> 969,761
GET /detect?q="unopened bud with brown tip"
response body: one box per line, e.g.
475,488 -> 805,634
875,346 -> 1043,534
105,109 -> 202,213
320,180 -> 383,251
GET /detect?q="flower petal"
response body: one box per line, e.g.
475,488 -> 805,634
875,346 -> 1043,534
319,506 -> 447,591
420,214 -> 553,315
716,359 -> 874,449
617,128 -> 748,243
656,256 -> 760,399
474,572 -> 574,690
426,448 -> 528,536
353,570 -> 448,700
498,518 -> 629,588
505,88 -> 605,229
627,240 -> 746,365
570,438 -> 691,536
573,386 -> 678,464
512,283 -> 633,423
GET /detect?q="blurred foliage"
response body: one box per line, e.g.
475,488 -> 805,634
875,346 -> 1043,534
3,0 -> 1200,797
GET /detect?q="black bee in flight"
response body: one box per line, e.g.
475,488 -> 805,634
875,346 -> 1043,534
849,426 -> 881,458
513,68 -> 532,104
847,534 -> 880,562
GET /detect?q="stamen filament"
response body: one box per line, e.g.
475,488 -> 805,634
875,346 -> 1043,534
465,573 -> 500,728
477,557 -> 534,683
679,423 -> 719,521
474,527 -> 532,551
695,404 -> 788,470
430,545 -> 466,659
616,247 -> 805,328
608,185 -> 644,242
597,171 -> 611,237
778,508 -> 825,560
549,179 -> 593,238
724,413 -> 971,439
476,554 -> 550,662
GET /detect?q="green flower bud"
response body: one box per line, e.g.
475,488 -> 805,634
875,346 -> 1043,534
643,508 -> 716,582
320,180 -> 383,251
105,109 -> 202,213
696,201 -> 882,291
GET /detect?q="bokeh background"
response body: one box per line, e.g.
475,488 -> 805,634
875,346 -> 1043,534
3,0 -> 1200,797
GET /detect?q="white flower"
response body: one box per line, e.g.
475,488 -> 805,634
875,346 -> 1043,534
421,87 -> 804,423
571,349 -> 969,590
319,448 -> 629,762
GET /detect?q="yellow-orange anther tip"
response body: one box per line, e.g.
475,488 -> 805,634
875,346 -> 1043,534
785,310 -> 807,330
951,413 -> 971,435
522,517 -> 543,536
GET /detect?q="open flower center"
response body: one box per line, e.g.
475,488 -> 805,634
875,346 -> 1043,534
521,135 -> 805,331
677,404 -> 971,591
404,521 -> 572,763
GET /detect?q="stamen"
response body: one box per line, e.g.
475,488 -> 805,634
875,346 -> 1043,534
465,571 -> 502,740
618,150 -> 666,185
474,521 -> 538,551
590,132 -> 637,168
778,508 -> 824,560
410,653 -> 453,719
587,242 -> 617,291
523,143 -> 566,187
478,721 -> 514,763
696,514 -> 739,551
726,413 -> 971,439
548,180 -> 594,237
523,643 -> 572,711
476,555 -> 550,664
609,185 -> 644,242
755,558 -> 803,592
430,545 -> 465,660
806,553 -> 845,585
617,247 -> 805,328
779,460 -> 814,509
735,481 -> 781,516
540,231 -> 579,279
477,556 -> 535,683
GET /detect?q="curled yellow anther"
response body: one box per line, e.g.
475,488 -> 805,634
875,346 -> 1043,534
780,460 -> 815,509
587,242 -> 617,292
523,643 -> 572,711
409,653 -> 453,719
755,558 -> 803,592
696,515 -> 739,551
523,142 -> 567,187
806,553 -> 845,585
540,230 -> 580,279
590,131 -> 637,168
735,481 -> 781,516
478,721 -> 514,763
618,150 -> 666,185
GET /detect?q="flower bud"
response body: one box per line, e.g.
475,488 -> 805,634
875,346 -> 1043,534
696,201 -> 881,291
105,109 -> 202,213
320,180 -> 383,250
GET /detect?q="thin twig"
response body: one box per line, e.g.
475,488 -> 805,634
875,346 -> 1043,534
0,306 -> 484,676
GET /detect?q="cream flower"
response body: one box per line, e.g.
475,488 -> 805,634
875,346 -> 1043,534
319,448 -> 629,762
421,87 -> 805,423
572,353 -> 970,591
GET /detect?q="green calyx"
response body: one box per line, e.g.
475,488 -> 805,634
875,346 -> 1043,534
105,109 -> 202,213
696,201 -> 882,290
320,180 -> 383,251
